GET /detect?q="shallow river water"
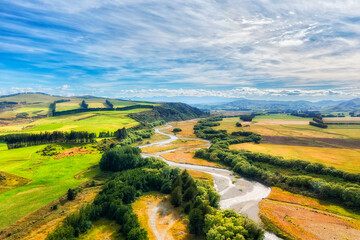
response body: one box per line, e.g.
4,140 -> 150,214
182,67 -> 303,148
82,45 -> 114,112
140,126 -> 281,240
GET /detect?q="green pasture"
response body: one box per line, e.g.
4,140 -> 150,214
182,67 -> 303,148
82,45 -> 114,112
0,144 -> 101,230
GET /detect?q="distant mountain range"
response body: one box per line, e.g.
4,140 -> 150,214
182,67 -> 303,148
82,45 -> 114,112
330,98 -> 360,112
193,98 -> 360,112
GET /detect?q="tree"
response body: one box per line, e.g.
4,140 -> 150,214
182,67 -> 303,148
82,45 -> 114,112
67,188 -> 76,201
80,100 -> 88,109
189,208 -> 204,235
172,128 -> 182,133
236,122 -> 242,127
170,186 -> 182,207
115,127 -> 127,140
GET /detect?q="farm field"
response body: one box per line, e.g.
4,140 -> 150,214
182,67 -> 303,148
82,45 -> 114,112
0,144 -> 101,230
0,109 -> 150,135
260,188 -> 360,240
230,143 -> 360,173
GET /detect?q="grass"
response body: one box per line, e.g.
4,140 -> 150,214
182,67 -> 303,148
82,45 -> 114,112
79,219 -> 123,240
230,143 -> 360,173
0,144 -> 101,230
0,109 -> 150,135
141,139 -> 206,154
166,120 -> 199,138
161,150 -> 223,168
259,188 -> 360,240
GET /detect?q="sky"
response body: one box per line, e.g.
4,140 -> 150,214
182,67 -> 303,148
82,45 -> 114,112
1,0 -> 360,101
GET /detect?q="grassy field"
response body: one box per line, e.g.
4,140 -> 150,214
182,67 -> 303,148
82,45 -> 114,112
0,144 -> 101,229
230,143 -> 360,173
79,219 -> 123,240
0,109 -> 150,135
253,114 -> 312,121
260,188 -> 360,240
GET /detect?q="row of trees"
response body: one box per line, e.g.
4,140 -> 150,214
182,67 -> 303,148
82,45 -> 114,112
4,131 -> 96,149
310,115 -> 328,128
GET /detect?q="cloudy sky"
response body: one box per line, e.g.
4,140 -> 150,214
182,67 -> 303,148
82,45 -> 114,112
1,0 -> 360,100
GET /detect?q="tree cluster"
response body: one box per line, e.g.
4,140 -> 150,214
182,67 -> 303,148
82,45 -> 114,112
240,114 -> 254,122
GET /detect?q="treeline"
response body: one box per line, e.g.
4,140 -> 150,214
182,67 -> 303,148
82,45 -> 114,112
53,104 -> 154,117
291,111 -> 321,118
193,118 -> 262,144
4,131 -> 96,149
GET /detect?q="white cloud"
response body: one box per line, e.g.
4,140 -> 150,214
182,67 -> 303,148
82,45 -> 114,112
1,0 -> 360,94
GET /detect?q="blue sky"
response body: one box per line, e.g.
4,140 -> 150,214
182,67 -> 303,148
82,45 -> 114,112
0,0 -> 360,100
